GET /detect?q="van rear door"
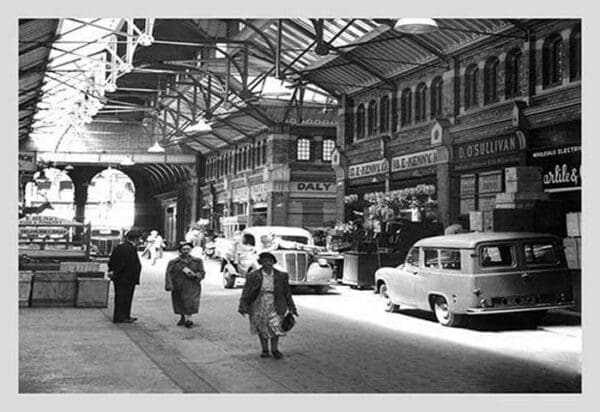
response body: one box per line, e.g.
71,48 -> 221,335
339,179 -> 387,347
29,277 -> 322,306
473,239 -> 572,309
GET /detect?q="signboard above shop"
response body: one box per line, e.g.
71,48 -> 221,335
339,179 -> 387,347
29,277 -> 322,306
454,134 -> 522,171
348,159 -> 389,179
529,145 -> 581,192
290,181 -> 337,194
391,149 -> 438,172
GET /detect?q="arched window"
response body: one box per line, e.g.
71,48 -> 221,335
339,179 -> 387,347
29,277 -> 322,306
379,95 -> 390,133
254,144 -> 260,167
356,104 -> 366,139
543,34 -> 564,87
262,141 -> 267,164
484,57 -> 499,104
322,139 -> 335,162
367,100 -> 377,135
505,49 -> 522,98
400,88 -> 412,126
465,64 -> 479,109
297,138 -> 311,161
391,92 -> 398,132
430,77 -> 443,119
242,147 -> 248,170
570,27 -> 581,81
415,83 -> 427,122
206,159 -> 211,179
345,98 -> 354,144
235,150 -> 240,173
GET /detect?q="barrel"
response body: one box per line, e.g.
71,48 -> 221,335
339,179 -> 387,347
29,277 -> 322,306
30,271 -> 77,307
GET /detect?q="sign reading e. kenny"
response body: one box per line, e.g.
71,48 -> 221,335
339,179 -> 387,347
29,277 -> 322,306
348,159 -> 389,179
391,149 -> 438,172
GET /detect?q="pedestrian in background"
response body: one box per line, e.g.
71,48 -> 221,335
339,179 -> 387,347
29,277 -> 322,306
238,252 -> 298,359
107,230 -> 143,323
165,241 -> 205,328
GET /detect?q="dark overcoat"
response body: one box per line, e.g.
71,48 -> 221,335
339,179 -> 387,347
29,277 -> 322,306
238,269 -> 297,316
165,256 -> 205,315
108,241 -> 142,284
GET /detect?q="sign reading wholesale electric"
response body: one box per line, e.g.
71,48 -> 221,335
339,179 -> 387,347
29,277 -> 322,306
529,145 -> 581,192
454,135 -> 521,171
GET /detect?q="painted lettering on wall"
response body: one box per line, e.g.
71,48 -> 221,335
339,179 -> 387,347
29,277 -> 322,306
529,145 -> 581,191
456,135 -> 519,161
348,159 -> 389,179
391,149 -> 438,172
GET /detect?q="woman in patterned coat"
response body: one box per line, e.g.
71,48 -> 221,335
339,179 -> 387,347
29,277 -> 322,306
165,242 -> 205,328
238,252 -> 298,359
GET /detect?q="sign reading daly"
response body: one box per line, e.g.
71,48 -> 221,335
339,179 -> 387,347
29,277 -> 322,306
348,159 -> 389,179
290,181 -> 336,194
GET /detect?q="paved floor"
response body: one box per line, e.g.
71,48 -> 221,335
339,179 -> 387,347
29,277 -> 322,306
19,252 -> 582,393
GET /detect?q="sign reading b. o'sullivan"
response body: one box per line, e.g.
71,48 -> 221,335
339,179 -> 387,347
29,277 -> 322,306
348,159 -> 389,179
529,145 -> 581,192
454,135 -> 521,171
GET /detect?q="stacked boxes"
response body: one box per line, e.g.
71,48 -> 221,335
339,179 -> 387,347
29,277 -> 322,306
563,212 -> 582,270
76,278 -> 110,308
495,167 -> 548,209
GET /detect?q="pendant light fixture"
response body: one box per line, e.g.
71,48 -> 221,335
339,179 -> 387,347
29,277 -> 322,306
394,18 -> 438,34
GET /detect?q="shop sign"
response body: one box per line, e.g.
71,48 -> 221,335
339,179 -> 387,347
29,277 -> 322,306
231,178 -> 246,189
250,183 -> 268,202
455,135 -> 519,161
19,151 -> 37,172
529,145 -> 581,192
291,181 -> 336,193
460,174 -> 476,196
232,187 -> 249,202
391,149 -> 438,172
348,159 -> 389,179
478,171 -> 503,194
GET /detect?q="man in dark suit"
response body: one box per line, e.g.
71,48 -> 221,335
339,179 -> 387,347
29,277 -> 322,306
108,230 -> 143,323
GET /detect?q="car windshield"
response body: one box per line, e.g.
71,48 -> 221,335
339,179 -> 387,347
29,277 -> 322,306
279,235 -> 309,244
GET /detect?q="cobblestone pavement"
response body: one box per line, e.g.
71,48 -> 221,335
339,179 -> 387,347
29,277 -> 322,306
19,252 -> 581,393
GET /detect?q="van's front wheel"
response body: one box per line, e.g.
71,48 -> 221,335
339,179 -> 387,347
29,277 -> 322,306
433,296 -> 462,327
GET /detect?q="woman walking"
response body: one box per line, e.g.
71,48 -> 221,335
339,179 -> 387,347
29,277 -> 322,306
165,241 -> 205,328
238,252 -> 298,359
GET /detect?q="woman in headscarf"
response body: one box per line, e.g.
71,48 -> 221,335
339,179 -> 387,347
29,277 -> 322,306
165,241 -> 205,328
238,252 -> 298,359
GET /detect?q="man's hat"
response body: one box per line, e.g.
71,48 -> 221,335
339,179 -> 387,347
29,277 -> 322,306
258,251 -> 277,263
178,241 -> 194,250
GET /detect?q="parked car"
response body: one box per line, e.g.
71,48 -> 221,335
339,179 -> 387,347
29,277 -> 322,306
374,232 -> 574,327
218,226 -> 334,292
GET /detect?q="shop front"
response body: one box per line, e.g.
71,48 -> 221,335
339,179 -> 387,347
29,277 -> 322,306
288,179 -> 337,229
452,132 -> 525,220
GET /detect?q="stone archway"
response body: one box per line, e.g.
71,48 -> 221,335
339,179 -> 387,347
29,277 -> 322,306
85,167 -> 136,229
24,167 -> 75,220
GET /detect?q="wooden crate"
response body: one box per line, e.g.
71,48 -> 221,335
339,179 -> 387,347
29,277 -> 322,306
76,278 -> 109,308
31,272 -> 77,307
505,179 -> 543,193
566,212 -> 581,237
469,211 -> 484,232
563,237 -> 581,270
19,271 -> 34,307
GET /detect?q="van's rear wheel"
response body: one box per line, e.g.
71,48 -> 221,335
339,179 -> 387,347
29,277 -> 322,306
433,296 -> 461,327
379,283 -> 399,313
223,269 -> 235,289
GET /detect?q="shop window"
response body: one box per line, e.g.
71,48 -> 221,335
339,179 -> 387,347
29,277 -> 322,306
465,64 -> 479,109
322,139 -> 335,162
484,57 -> 499,104
430,77 -> 443,118
400,88 -> 412,127
505,49 -> 522,98
569,27 -> 581,81
379,95 -> 390,133
356,104 -> 366,139
415,83 -> 427,122
543,34 -> 564,88
296,138 -> 311,161
367,100 -> 377,135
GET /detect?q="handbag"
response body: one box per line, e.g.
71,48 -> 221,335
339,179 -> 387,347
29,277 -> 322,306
281,312 -> 296,332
